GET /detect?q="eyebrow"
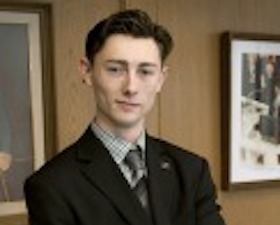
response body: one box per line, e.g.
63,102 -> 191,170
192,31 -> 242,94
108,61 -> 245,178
105,59 -> 158,68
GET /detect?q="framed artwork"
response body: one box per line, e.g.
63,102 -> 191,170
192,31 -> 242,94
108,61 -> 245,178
0,2 -> 55,224
221,32 -> 280,190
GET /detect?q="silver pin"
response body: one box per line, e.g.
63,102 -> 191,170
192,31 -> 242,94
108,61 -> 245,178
161,161 -> 171,170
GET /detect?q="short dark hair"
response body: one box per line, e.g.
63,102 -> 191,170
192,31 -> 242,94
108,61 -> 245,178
85,9 -> 173,64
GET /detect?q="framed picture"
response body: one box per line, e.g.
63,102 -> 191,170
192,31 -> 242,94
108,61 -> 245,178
221,32 -> 280,190
0,2 -> 55,224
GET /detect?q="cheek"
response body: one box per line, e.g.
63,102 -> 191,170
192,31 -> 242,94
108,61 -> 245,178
93,83 -> 109,102
147,78 -> 163,96
143,87 -> 159,108
93,81 -> 118,104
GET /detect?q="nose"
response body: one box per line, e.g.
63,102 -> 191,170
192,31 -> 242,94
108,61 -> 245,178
123,70 -> 138,96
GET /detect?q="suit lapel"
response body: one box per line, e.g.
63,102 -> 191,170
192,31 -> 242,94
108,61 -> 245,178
146,136 -> 178,225
76,128 -> 152,225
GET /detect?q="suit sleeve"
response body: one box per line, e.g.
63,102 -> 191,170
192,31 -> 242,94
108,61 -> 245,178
24,175 -> 75,225
195,160 -> 226,225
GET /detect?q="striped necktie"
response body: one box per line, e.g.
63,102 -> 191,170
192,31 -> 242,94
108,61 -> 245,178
125,148 -> 150,215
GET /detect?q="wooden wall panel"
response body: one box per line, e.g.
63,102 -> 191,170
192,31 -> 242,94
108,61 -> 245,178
5,0 -> 280,224
153,1 -> 280,225
49,0 -> 280,224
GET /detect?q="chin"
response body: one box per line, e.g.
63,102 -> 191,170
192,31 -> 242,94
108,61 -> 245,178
114,117 -> 143,129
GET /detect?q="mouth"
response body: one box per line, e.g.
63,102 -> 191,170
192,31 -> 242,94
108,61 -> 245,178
116,100 -> 140,110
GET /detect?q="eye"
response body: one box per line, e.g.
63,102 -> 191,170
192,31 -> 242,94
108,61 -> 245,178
106,65 -> 125,76
138,68 -> 155,76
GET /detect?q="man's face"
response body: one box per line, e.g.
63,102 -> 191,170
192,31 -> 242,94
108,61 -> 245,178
82,34 -> 167,131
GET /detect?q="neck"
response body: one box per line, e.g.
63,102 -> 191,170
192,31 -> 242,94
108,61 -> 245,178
94,117 -> 145,143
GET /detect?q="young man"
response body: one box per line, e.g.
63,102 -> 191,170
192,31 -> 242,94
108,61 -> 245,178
24,9 -> 226,225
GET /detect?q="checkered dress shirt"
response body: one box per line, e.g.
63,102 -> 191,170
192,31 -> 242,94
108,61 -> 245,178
91,122 -> 146,187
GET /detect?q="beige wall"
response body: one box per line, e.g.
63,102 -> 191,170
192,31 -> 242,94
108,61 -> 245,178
6,0 -> 280,224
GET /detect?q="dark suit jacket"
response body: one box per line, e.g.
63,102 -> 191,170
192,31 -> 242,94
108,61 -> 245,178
24,127 -> 225,225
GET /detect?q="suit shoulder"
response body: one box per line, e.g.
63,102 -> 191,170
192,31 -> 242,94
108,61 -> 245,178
149,136 -> 206,164
26,141 -> 78,185
148,136 -> 214,187
25,127 -> 98,186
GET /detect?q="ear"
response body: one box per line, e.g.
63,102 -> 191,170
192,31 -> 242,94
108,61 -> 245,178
156,65 -> 168,93
79,57 -> 93,86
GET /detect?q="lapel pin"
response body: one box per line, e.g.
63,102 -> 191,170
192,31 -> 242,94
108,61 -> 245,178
160,161 -> 171,170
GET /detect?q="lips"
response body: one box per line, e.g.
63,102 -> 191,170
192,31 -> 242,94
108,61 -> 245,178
116,100 -> 140,110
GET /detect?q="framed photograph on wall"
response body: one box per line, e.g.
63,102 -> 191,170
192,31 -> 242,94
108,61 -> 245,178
0,2 -> 55,224
221,32 -> 280,190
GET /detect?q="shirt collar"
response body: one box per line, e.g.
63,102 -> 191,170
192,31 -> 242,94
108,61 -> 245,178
91,121 -> 146,165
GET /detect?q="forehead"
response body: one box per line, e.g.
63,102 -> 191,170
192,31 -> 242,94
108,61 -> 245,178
95,34 -> 161,65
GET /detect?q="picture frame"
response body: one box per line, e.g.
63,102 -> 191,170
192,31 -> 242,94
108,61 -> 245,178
221,32 -> 280,190
0,2 -> 55,224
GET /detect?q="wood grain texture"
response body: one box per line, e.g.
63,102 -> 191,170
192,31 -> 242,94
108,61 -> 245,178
5,0 -> 280,224
155,1 -> 280,225
36,0 -> 280,224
